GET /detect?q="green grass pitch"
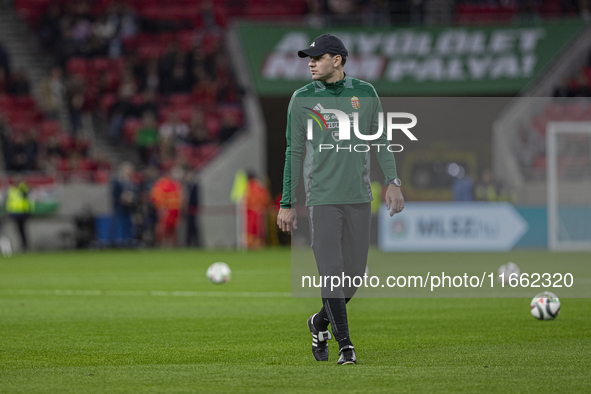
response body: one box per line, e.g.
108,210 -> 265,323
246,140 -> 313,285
1,248 -> 590,393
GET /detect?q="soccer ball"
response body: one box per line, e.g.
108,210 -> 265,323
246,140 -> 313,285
497,262 -> 520,284
530,291 -> 561,320
206,262 -> 231,284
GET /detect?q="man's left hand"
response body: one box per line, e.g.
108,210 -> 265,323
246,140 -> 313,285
385,184 -> 404,216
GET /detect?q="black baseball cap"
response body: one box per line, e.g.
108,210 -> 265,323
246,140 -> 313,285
297,34 -> 348,58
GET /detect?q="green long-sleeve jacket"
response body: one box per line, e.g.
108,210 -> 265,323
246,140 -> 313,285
280,75 -> 398,208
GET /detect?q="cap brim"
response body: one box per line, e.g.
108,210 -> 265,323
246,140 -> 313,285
297,48 -> 327,58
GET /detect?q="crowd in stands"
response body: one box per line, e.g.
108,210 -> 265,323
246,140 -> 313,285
455,0 -> 591,23
514,50 -> 591,180
15,0 -> 245,173
4,0 -> 591,186
1,40 -> 111,182
553,52 -> 591,98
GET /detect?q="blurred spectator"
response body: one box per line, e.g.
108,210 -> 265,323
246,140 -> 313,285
0,67 -> 7,93
96,70 -> 118,96
7,133 -> 29,172
109,87 -> 135,143
199,0 -> 222,32
56,26 -> 78,66
305,0 -> 326,27
326,0 -> 362,25
553,77 -> 573,98
5,179 -> 35,251
93,14 -> 117,43
246,172 -> 271,249
84,33 -> 109,58
582,0 -> 591,21
159,112 -> 189,145
151,166 -> 184,246
0,41 -> 10,75
134,89 -> 159,118
137,165 -> 159,245
218,112 -> 240,143
410,0 -> 426,24
141,59 -> 160,93
451,172 -> 474,201
186,110 -> 211,147
7,70 -> 31,96
71,2 -> 93,43
110,162 -> 138,246
217,76 -> 241,104
89,149 -> 112,182
572,72 -> 591,97
513,0 -> 542,22
164,63 -> 191,94
39,66 -> 65,119
184,169 -> 201,247
497,183 -> 517,204
24,129 -> 39,171
74,205 -> 96,248
474,169 -> 498,201
65,75 -> 87,135
136,112 -> 159,165
0,113 -> 11,168
192,68 -> 217,104
44,135 -> 64,158
124,54 -> 144,86
160,42 -> 183,84
118,3 -> 138,40
39,4 -> 62,51
74,134 -> 90,157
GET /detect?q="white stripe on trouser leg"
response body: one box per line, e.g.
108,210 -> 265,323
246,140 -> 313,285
324,300 -> 338,333
309,206 -> 314,248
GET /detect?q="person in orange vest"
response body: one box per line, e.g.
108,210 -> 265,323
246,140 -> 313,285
150,166 -> 184,247
246,172 -> 271,249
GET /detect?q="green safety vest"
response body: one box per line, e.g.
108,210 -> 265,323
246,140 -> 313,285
6,186 -> 34,214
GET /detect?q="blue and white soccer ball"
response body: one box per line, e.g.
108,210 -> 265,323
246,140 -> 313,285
206,262 -> 231,284
531,291 -> 561,320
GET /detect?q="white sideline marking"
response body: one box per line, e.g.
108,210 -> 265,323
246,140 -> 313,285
0,289 -> 291,298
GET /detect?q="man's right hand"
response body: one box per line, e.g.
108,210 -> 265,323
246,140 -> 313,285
277,207 -> 297,235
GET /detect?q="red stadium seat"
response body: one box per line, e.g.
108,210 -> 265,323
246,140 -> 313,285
0,94 -> 14,109
564,103 -> 588,120
39,120 -> 62,141
178,30 -> 195,51
10,120 -> 35,132
24,174 -> 56,187
138,43 -> 166,60
205,115 -> 221,139
176,106 -> 194,123
67,57 -> 88,76
12,95 -> 37,110
100,93 -> 117,115
92,57 -> 111,73
169,93 -> 192,107
544,102 -> 565,120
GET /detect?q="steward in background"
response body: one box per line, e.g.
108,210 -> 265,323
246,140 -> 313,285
6,180 -> 35,251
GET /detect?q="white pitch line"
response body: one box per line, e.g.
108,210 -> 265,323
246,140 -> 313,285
0,289 -> 291,298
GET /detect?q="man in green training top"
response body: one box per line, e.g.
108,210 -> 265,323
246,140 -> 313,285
277,33 -> 404,365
